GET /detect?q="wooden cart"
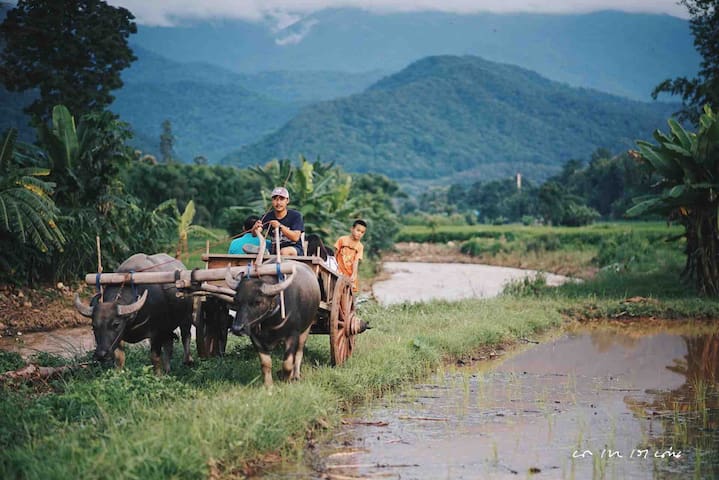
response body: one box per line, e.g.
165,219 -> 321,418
197,253 -> 364,366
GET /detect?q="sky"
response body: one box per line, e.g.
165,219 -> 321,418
108,1 -> 689,27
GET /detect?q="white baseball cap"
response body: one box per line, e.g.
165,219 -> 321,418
271,187 -> 289,199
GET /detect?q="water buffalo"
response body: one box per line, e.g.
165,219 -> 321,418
222,260 -> 321,386
74,253 -> 193,373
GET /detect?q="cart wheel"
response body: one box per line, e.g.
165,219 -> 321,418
193,298 -> 209,358
330,276 -> 357,366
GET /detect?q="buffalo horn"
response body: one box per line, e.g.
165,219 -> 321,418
117,290 -> 148,317
225,266 -> 241,290
260,271 -> 295,296
74,293 -> 94,318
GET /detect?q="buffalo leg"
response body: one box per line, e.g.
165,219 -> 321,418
282,336 -> 298,381
150,337 -> 163,375
180,321 -> 193,365
292,327 -> 311,381
114,341 -> 126,369
258,350 -> 273,387
161,335 -> 174,373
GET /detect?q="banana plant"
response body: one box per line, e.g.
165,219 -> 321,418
174,200 -> 218,262
627,105 -> 719,294
0,128 -> 65,253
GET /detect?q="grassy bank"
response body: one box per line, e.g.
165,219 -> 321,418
1,297 -> 562,478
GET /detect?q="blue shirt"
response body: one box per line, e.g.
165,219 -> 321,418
228,234 -> 271,254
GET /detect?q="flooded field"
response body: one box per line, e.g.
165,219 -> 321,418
265,324 -> 719,479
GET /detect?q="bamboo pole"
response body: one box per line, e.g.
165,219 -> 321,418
275,224 -> 286,319
96,236 -> 104,299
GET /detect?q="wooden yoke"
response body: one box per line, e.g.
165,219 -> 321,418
85,263 -> 296,288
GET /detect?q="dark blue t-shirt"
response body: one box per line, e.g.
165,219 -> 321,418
263,209 -> 304,254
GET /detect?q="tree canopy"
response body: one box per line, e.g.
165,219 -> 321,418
652,0 -> 719,123
0,0 -> 137,124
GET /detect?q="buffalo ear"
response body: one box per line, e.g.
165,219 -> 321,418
74,293 -> 94,318
117,290 -> 148,317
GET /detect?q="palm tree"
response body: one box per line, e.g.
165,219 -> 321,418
0,128 -> 65,255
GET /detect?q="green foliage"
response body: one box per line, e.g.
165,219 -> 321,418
652,0 -> 719,123
398,222 -> 682,246
0,0 -> 137,124
0,351 -> 24,373
122,162 -> 257,228
0,128 -> 65,261
228,56 -> 676,184
461,238 -> 507,256
38,106 -> 133,209
627,106 -> 719,294
502,274 -> 550,297
593,232 -> 653,270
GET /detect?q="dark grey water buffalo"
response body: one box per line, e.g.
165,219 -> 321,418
74,253 -> 193,373
222,260 -> 320,386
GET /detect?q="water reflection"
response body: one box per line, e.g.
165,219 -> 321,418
625,332 -> 719,478
262,324 -> 719,479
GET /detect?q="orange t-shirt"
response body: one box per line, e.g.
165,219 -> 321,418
334,235 -> 364,288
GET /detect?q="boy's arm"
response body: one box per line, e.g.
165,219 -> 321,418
351,257 -> 360,281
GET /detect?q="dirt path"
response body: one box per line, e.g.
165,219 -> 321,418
373,261 -> 571,305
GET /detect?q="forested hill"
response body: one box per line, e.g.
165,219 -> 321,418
111,46 -> 385,162
222,55 -> 678,184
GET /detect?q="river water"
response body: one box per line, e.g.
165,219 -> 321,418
265,326 -> 719,479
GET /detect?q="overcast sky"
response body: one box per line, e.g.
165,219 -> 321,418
109,1 -> 688,27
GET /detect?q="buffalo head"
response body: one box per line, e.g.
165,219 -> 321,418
224,266 -> 295,335
75,290 -> 148,362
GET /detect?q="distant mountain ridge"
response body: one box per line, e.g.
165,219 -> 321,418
133,9 -> 700,101
224,55 -> 677,185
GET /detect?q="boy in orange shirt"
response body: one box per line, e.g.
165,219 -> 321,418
334,220 -> 367,292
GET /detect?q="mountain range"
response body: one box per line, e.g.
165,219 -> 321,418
223,55 -> 677,187
133,9 -> 699,101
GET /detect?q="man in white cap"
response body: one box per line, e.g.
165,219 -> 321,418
255,186 -> 304,256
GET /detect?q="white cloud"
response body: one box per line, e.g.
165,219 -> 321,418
109,0 -> 689,26
275,18 -> 320,45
